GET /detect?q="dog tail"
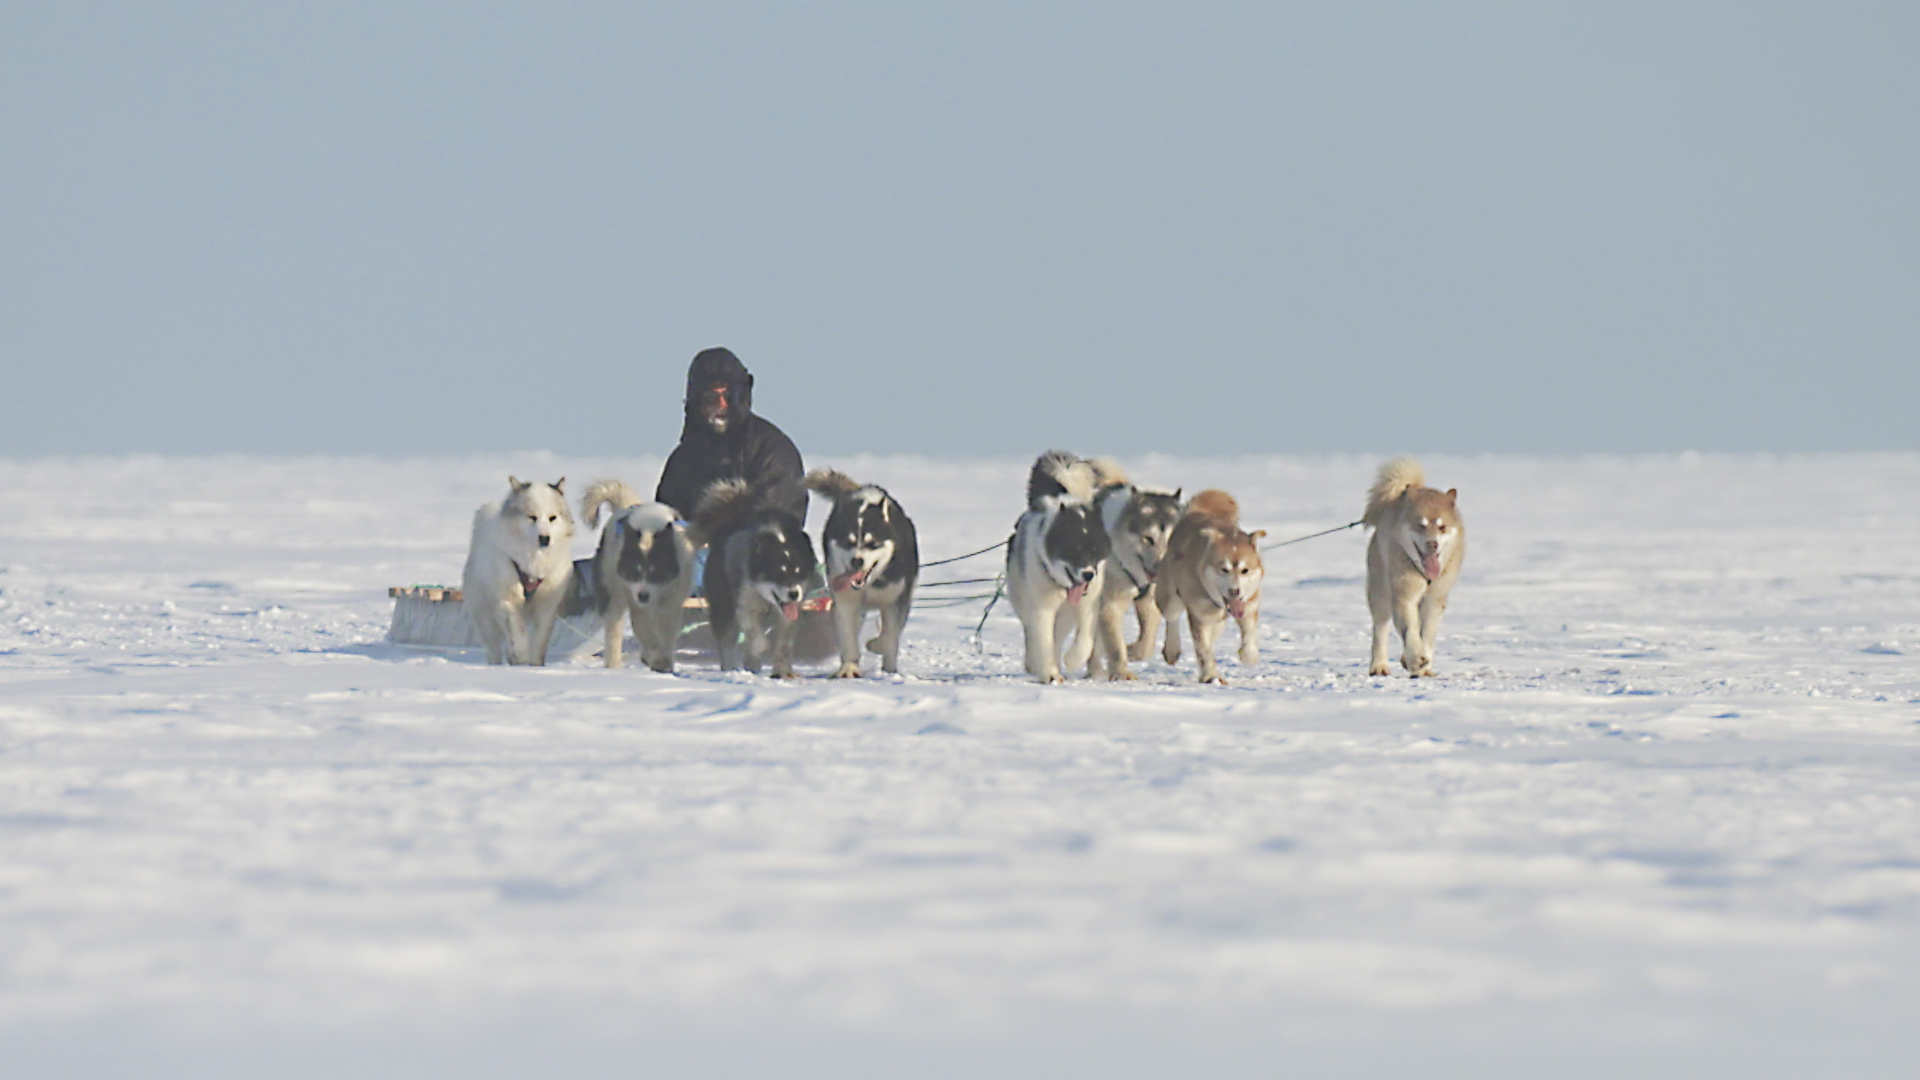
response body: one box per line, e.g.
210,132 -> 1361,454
1088,457 -> 1130,491
805,467 -> 863,499
1364,456 -> 1426,526
1027,450 -> 1098,507
692,478 -> 757,539
579,479 -> 644,528
1184,489 -> 1241,528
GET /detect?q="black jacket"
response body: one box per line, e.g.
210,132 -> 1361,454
654,348 -> 807,522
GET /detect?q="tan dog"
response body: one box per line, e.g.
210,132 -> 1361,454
1363,457 -> 1465,677
1155,490 -> 1265,684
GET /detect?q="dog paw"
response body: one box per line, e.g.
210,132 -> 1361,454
1368,662 -> 1391,677
1238,647 -> 1259,667
1039,672 -> 1065,685
1200,674 -> 1226,686
1108,668 -> 1138,682
771,668 -> 797,679
833,663 -> 862,679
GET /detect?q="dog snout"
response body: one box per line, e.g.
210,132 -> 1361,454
635,591 -> 652,604
538,534 -> 551,548
850,556 -> 865,571
1079,567 -> 1097,583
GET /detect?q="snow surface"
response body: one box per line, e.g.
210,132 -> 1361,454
3,452 -> 1918,1077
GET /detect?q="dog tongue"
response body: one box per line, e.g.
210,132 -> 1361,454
831,569 -> 867,592
1422,552 -> 1442,580
1066,582 -> 1087,606
1227,597 -> 1245,619
781,602 -> 800,622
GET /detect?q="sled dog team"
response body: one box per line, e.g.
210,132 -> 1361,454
461,454 -> 1465,684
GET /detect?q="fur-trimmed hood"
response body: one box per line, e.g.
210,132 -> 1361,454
681,347 -> 755,441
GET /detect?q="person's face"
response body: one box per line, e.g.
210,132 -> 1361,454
699,384 -> 731,433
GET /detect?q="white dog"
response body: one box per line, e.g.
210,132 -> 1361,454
1364,457 -> 1465,677
462,476 -> 575,665
580,479 -> 698,673
1007,451 -> 1110,684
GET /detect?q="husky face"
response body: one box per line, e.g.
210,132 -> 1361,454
1395,488 -> 1462,581
747,517 -> 818,621
503,476 -> 572,552
1109,488 -> 1182,587
1042,502 -> 1110,600
823,488 -> 902,592
1199,529 -> 1265,619
613,515 -> 684,605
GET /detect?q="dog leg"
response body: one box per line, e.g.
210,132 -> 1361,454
1394,588 -> 1427,677
636,603 -> 671,673
1235,598 -> 1260,668
1097,595 -> 1134,681
1160,592 -> 1186,666
505,605 -> 533,665
741,607 -> 769,676
1190,608 -> 1223,684
474,607 -> 507,665
1127,594 -> 1161,664
874,593 -> 907,675
1414,588 -> 1448,677
770,611 -> 797,679
602,601 -> 626,669
1366,567 -> 1394,675
1061,598 -> 1095,678
528,599 -> 560,666
831,591 -> 863,678
1024,596 -> 1064,684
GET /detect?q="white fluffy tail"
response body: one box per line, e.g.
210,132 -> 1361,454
1027,450 -> 1098,507
805,468 -> 863,499
1088,457 -> 1130,490
580,479 -> 644,528
1364,457 -> 1425,526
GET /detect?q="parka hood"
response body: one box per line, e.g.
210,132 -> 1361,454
682,347 -> 754,439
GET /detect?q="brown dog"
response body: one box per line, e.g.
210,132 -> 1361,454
1155,490 -> 1265,684
1363,457 -> 1465,677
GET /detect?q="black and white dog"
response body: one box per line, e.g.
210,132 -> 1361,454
805,468 -> 919,678
579,479 -> 698,673
693,479 -> 819,677
1007,451 -> 1110,684
1089,466 -> 1183,681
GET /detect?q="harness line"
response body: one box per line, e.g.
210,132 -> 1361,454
919,538 -> 1010,569
1259,520 -> 1364,551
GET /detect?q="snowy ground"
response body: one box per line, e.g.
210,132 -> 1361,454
2,452 -> 1918,1077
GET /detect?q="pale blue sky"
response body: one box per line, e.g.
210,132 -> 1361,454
3,2 -> 1915,456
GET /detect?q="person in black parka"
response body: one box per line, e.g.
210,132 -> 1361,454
655,347 -> 807,522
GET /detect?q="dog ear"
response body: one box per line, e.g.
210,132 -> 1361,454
1249,530 -> 1267,542
1446,488 -> 1457,502
1171,488 -> 1182,502
552,477 -> 566,493
509,475 -> 527,491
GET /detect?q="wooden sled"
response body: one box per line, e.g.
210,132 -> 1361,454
387,585 -> 836,663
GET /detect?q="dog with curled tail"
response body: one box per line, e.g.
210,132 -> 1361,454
1364,457 -> 1465,677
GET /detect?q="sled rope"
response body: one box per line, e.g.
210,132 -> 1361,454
1260,520 -> 1363,551
969,573 -> 1008,652
919,538 -> 1009,569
